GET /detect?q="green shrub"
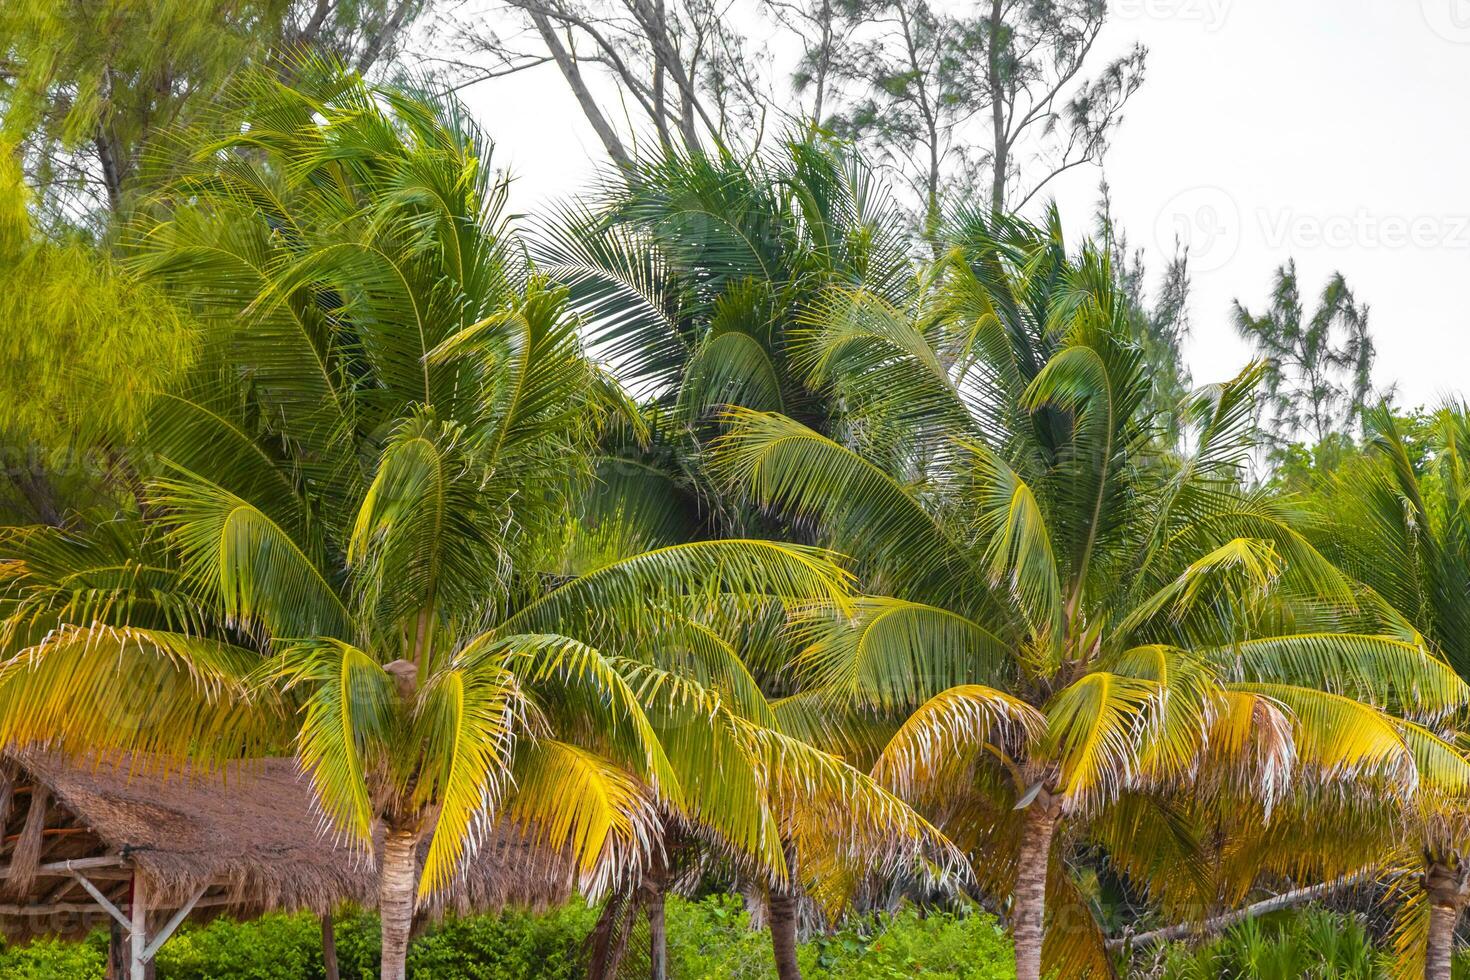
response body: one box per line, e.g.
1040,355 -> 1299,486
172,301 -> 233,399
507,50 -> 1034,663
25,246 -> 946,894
155,912 -> 332,979
0,933 -> 107,979
664,893 -> 780,978
407,901 -> 599,979
0,895 -> 1015,979
801,907 -> 1014,979
1158,907 -> 1384,980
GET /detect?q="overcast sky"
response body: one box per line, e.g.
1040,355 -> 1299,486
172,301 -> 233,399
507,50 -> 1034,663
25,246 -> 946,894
452,0 -> 1470,406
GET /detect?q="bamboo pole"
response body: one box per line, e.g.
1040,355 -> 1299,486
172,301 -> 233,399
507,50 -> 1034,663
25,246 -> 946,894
129,872 -> 147,980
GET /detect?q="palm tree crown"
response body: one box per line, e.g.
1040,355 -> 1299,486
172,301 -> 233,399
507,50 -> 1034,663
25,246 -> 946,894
711,212 -> 1470,978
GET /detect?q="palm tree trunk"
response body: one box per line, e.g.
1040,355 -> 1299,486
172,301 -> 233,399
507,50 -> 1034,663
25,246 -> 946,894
378,829 -> 419,980
1013,804 -> 1058,980
1425,858 -> 1469,980
768,890 -> 801,980
648,885 -> 668,980
588,890 -> 636,980
321,913 -> 340,980
1426,899 -> 1457,980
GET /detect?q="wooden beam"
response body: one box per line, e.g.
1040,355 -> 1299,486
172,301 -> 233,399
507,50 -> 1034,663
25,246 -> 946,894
1,855 -> 127,879
0,901 -> 137,916
70,872 -> 132,931
0,894 -> 235,917
142,885 -> 207,960
4,827 -> 94,844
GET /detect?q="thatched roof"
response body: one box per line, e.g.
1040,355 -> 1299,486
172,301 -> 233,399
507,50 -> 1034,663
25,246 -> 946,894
0,752 -> 579,941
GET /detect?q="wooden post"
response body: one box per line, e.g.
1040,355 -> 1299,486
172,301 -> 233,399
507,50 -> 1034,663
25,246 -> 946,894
129,872 -> 148,980
107,919 -> 127,980
322,913 -> 340,980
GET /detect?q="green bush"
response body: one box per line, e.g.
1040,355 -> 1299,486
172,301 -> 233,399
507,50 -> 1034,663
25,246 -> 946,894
1158,907 -> 1384,980
801,907 -> 1014,979
0,895 -> 1015,979
407,902 -> 598,979
0,932 -> 107,979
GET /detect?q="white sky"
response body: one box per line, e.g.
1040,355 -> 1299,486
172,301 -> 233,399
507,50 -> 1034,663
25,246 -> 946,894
451,0 -> 1470,406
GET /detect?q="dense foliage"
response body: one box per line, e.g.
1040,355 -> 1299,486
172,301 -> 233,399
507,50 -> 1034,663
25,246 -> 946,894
2,38 -> 1470,980
0,898 -> 1015,979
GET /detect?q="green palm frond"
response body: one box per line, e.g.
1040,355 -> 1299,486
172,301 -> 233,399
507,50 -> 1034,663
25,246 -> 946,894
1210,634 -> 1468,723
348,413 -> 504,645
793,597 -> 1014,709
954,438 -> 1063,641
1114,537 -> 1282,645
273,638 -> 396,846
713,409 -> 988,611
414,659 -> 523,897
500,539 -> 853,638
530,200 -> 690,393
153,472 -> 353,641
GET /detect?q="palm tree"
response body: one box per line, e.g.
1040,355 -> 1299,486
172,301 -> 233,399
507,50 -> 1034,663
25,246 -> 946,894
1298,405 -> 1470,978
532,137 -> 917,425
710,212 -> 1470,979
0,64 -> 856,980
544,140 -> 959,977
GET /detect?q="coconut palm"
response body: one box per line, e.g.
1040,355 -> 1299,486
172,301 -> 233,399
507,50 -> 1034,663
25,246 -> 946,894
710,211 -> 1470,979
1296,404 -> 1470,978
532,137 -> 916,424
0,64 -> 858,980
564,418 -> 964,980
544,141 -> 962,977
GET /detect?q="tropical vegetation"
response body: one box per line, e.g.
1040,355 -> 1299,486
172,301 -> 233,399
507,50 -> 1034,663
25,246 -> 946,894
3,26 -> 1470,980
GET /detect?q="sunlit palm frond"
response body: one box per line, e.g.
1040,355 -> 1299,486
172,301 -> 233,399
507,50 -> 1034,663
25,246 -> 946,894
873,685 -> 1044,799
505,738 -> 661,896
1209,634 -> 1468,723
792,596 -> 1014,710
1044,671 -> 1159,813
273,638 -> 396,846
414,659 -> 523,897
0,624 -> 283,769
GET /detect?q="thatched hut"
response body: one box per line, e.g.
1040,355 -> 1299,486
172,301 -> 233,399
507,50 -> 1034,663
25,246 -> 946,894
0,752 -> 579,979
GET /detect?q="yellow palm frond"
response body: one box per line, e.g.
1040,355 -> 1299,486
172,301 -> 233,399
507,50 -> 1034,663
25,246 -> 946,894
873,685 -> 1043,799
414,661 -> 523,897
505,738 -> 661,896
274,638 -> 396,847
0,624 -> 284,770
1044,671 -> 1157,812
